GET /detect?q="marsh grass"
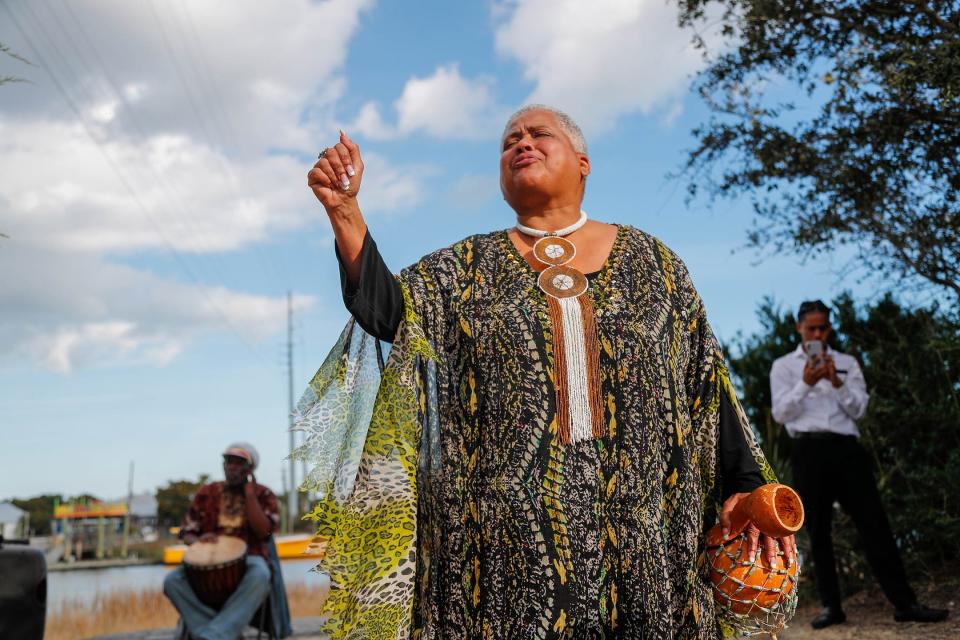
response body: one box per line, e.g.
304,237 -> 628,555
46,583 -> 329,639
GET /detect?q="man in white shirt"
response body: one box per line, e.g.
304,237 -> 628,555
770,300 -> 948,629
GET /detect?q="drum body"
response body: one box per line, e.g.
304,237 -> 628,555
183,536 -> 247,608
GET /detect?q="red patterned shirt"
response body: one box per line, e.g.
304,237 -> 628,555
178,481 -> 279,558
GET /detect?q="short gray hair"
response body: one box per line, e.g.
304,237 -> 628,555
503,104 -> 588,155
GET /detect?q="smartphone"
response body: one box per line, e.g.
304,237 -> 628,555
803,340 -> 823,363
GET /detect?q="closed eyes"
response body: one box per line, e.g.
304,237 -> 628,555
502,128 -> 553,150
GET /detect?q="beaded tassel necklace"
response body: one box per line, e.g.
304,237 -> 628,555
516,211 -> 605,445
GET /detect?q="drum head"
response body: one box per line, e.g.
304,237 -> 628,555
183,535 -> 246,566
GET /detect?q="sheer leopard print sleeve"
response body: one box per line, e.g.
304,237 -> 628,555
294,283 -> 437,640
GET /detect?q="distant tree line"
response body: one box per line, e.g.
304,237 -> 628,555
10,494 -> 98,537
155,476 -> 209,528
8,476 -> 209,536
11,495 -> 61,537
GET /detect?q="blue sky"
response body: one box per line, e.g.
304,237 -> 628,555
1,0 -> 858,501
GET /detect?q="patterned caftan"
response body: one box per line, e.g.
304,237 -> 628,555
293,225 -> 776,639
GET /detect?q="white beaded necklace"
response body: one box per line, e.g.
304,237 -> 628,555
514,210 -> 588,238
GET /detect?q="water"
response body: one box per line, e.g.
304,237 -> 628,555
47,559 -> 330,611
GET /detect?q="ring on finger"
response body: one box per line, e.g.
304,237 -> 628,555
318,149 -> 328,160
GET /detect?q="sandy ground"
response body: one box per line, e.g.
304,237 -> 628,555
777,579 -> 957,640
94,576 -> 957,639
97,599 -> 958,640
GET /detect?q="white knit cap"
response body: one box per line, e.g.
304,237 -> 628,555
223,442 -> 260,469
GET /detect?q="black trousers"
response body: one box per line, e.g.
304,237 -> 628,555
791,434 -> 916,609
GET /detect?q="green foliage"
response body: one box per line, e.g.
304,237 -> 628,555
833,296 -> 960,570
155,475 -> 209,527
677,1 -> 960,301
727,294 -> 960,595
0,41 -> 32,86
11,494 -> 61,536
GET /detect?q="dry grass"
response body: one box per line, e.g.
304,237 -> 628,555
46,583 -> 330,640
287,583 -> 330,618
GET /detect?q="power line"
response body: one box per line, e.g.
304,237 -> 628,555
172,0 -> 300,288
286,291 -> 297,531
146,0 -> 227,159
146,0 -> 289,287
168,0 -> 242,155
18,0 -> 241,304
3,1 -> 271,364
162,0 -> 288,284
45,0 -> 241,286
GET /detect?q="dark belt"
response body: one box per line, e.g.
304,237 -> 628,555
793,431 -> 857,441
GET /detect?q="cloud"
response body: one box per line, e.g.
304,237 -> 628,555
350,101 -> 397,140
29,322 -> 178,374
0,111 -> 431,371
351,64 -> 503,140
0,0 -> 435,372
2,0 -> 376,156
493,0 -> 709,133
358,152 -> 434,214
394,65 -> 499,138
0,117 -> 311,255
1,244 -> 314,373
348,1 -> 710,144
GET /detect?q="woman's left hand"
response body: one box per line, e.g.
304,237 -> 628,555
720,492 -> 797,567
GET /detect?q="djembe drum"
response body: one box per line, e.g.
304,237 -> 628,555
705,484 -> 805,637
183,535 -> 248,608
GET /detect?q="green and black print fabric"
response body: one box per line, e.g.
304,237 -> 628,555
295,225 -> 776,639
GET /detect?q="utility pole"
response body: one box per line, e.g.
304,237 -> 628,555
286,291 -> 297,532
121,461 -> 133,558
281,466 -> 288,535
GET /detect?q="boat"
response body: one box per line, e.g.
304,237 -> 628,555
163,533 -> 325,565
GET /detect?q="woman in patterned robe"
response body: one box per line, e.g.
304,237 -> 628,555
298,105 -> 797,639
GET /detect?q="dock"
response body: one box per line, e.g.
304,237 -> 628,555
48,557 -> 157,572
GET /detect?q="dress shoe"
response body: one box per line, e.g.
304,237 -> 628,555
894,603 -> 949,623
810,606 -> 846,629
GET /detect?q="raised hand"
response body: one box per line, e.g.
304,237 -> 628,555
308,130 -> 365,215
307,130 -> 368,285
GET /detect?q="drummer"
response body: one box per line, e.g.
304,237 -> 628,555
163,442 -> 282,639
